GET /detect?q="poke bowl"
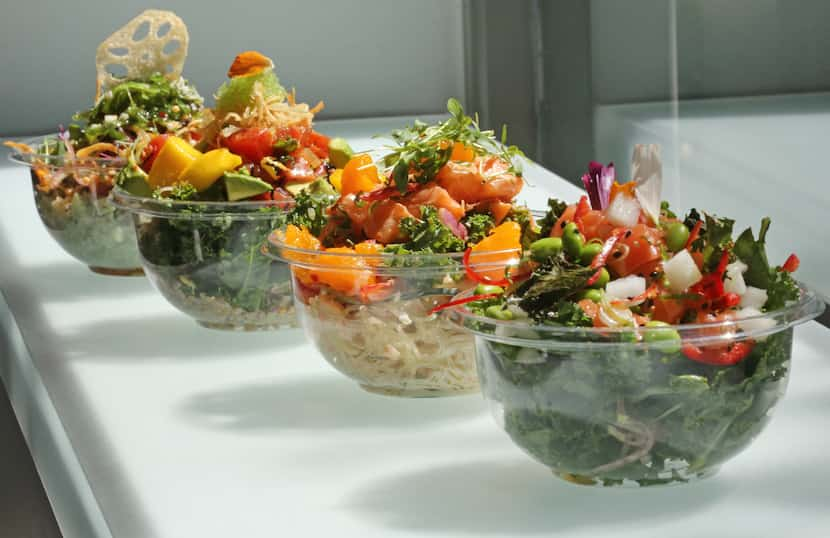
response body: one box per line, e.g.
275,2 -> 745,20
111,49 -> 355,330
266,98 -> 534,396
113,188 -> 296,330
445,153 -> 825,486
268,227 -> 525,397
449,284 -> 823,486
8,138 -> 143,275
4,9 -> 204,276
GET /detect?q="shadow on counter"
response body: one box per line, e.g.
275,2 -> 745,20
62,316 -> 305,361
179,374 -> 486,432
343,457 -> 731,535
26,261 -> 151,303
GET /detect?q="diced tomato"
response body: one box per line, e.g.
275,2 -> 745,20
580,210 -> 614,241
223,128 -> 276,163
651,296 -> 687,324
141,134 -> 169,172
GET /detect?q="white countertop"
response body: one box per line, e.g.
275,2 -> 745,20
1,117 -> 829,538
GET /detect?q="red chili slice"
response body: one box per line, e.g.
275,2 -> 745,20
428,293 -> 501,315
591,228 -> 627,270
782,253 -> 800,273
689,250 -> 731,302
685,220 -> 703,250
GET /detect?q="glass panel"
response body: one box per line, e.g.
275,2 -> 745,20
588,0 -> 830,298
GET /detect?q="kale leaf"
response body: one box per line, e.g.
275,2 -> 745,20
764,269 -> 800,311
462,213 -> 495,244
395,205 -> 465,253
285,179 -> 338,237
512,257 -> 595,320
542,300 -> 593,327
537,198 -> 568,239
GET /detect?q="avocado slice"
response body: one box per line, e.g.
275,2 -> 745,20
285,182 -> 311,196
328,137 -> 354,169
223,172 -> 273,201
117,164 -> 153,197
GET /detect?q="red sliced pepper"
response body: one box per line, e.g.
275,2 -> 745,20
782,253 -> 800,273
689,250 -> 730,302
463,247 -> 512,287
682,340 -> 754,366
685,220 -> 703,250
591,228 -> 627,270
428,293 -> 500,315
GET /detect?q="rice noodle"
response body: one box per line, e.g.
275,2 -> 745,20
299,293 -> 479,396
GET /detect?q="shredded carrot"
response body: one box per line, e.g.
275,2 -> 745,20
76,142 -> 119,159
3,141 -> 34,154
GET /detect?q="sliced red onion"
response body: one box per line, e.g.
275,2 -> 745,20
439,207 -> 468,240
582,161 -> 615,210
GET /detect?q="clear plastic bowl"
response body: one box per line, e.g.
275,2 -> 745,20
267,231 -> 523,397
112,187 -> 296,330
8,137 -> 143,276
447,284 -> 824,486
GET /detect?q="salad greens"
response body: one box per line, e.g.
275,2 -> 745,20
70,73 -> 202,148
482,327 -> 792,486
383,98 -> 525,194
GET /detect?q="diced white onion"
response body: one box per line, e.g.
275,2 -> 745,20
605,194 -> 642,227
606,275 -> 646,302
740,286 -> 768,310
724,263 -> 747,295
730,260 -> 748,274
663,250 -> 703,293
736,307 -> 776,334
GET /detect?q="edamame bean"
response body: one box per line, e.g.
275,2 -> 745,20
579,288 -> 604,302
643,320 -> 682,353
579,240 -> 603,265
529,237 -> 563,262
562,222 -> 585,259
588,267 -> 610,288
474,284 -> 504,296
665,222 -> 690,252
485,305 -> 514,320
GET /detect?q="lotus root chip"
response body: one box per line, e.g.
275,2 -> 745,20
95,10 -> 188,92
